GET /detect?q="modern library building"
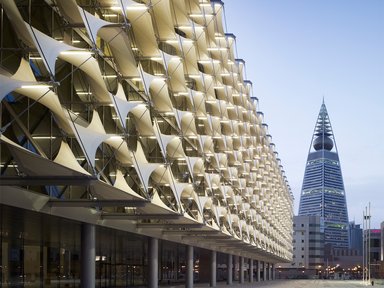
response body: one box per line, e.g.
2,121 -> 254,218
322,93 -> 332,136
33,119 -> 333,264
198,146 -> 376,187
0,0 -> 293,287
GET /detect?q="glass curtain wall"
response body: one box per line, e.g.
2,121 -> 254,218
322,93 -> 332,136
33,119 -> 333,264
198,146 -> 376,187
95,226 -> 148,287
0,205 -> 151,287
1,206 -> 239,287
217,252 -> 229,282
0,205 -> 81,288
159,240 -> 188,285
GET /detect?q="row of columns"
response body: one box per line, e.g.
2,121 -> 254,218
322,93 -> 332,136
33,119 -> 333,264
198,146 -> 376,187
80,224 -> 276,288
150,243 -> 277,287
226,257 -> 274,285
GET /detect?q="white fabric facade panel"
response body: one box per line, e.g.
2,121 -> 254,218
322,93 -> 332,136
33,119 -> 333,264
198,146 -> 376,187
0,0 -> 293,262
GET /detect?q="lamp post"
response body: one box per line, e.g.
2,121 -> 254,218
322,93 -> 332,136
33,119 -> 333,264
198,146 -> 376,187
368,203 -> 371,285
363,203 -> 372,286
363,210 -> 365,284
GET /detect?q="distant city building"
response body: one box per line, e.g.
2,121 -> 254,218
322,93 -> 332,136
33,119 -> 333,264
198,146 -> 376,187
381,222 -> 384,261
349,221 -> 363,255
279,216 -> 324,278
364,229 -> 382,278
365,229 -> 381,264
326,247 -> 362,271
380,222 -> 384,278
298,101 -> 349,249
319,222 -> 364,274
293,216 -> 325,270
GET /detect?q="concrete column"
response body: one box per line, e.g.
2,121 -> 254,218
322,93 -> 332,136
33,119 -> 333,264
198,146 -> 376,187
263,262 -> 267,281
239,256 -> 244,283
210,250 -> 216,287
227,254 -> 233,285
186,245 -> 194,288
272,264 -> 275,280
249,259 -> 254,283
234,256 -> 239,281
257,260 -> 260,282
148,238 -> 158,288
268,263 -> 272,280
81,223 -> 95,288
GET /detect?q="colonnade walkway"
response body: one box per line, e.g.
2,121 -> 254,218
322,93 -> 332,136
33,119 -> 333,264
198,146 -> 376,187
167,280 -> 378,288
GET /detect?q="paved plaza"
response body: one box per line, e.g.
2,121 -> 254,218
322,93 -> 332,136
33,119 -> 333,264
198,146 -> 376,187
183,280 -> 383,288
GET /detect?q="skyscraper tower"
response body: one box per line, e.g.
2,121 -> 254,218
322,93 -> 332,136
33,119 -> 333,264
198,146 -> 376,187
298,101 -> 349,249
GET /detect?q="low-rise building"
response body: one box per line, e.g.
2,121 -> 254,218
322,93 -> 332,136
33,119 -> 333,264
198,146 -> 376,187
381,222 -> 384,262
364,229 -> 382,279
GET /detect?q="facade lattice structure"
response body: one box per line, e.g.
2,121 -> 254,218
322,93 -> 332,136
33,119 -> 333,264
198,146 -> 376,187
0,0 -> 293,267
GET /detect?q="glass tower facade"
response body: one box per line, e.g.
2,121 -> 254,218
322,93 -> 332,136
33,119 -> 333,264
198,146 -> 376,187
298,102 -> 349,249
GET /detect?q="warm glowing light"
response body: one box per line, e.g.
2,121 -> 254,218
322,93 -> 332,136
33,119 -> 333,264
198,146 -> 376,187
177,25 -> 192,29
207,47 -> 227,51
108,136 -> 123,140
110,6 -> 147,11
32,136 -> 57,139
60,50 -> 93,55
126,6 -> 148,11
189,14 -> 204,18
165,40 -> 179,44
189,75 -> 201,79
21,85 -> 51,89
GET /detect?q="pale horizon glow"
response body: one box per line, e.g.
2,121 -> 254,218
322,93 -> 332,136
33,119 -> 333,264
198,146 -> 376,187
224,0 -> 384,228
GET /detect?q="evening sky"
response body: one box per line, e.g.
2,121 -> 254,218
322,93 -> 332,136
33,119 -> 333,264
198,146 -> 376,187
224,0 -> 384,228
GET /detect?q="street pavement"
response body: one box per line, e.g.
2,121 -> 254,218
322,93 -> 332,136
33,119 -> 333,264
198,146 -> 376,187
187,279 -> 382,288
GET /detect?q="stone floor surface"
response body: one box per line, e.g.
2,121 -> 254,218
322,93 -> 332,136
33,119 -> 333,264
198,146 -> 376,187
176,280 -> 383,288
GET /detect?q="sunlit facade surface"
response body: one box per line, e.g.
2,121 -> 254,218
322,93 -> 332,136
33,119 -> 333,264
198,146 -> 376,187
298,102 -> 349,249
0,0 -> 293,286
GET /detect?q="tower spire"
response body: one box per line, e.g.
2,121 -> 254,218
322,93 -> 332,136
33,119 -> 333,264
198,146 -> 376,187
312,101 -> 335,151
298,100 -> 349,249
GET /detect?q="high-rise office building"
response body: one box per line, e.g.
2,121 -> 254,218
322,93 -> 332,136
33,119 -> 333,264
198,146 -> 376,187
0,0 -> 293,286
298,101 -> 349,249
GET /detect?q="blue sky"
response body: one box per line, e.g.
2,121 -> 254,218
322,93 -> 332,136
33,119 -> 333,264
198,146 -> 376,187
224,0 -> 384,228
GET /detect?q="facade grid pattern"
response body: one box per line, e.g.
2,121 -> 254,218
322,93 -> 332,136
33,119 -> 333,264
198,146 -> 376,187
298,103 -> 349,249
0,0 -> 293,280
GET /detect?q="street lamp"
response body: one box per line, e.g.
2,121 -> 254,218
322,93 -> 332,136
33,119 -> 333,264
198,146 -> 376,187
363,203 -> 372,286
